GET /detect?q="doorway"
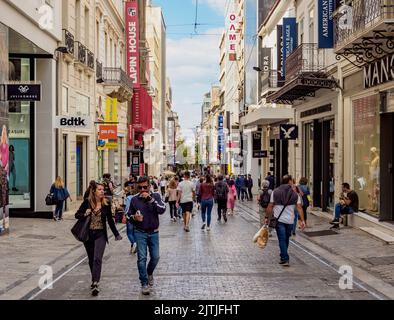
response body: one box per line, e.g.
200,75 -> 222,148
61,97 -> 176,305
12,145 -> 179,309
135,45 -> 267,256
76,137 -> 84,199
270,139 -> 288,188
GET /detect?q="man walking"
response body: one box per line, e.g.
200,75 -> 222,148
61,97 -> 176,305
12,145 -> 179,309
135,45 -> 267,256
239,175 -> 248,201
265,175 -> 305,266
127,176 -> 166,295
177,171 -> 196,232
247,174 -> 253,201
235,175 -> 242,200
215,175 -> 229,223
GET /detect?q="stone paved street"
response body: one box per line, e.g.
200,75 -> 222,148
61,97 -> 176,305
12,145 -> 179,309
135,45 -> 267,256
31,202 -> 386,300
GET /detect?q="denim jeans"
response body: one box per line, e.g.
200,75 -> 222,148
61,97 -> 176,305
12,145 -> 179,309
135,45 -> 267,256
334,203 -> 354,219
201,198 -> 214,226
134,229 -> 160,286
55,200 -> 64,219
275,222 -> 293,262
126,221 -> 135,245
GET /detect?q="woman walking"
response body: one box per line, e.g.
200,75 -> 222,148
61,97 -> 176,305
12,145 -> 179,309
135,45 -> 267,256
50,176 -> 72,221
291,179 -> 303,236
200,174 -> 215,231
298,177 -> 311,228
75,182 -> 122,296
167,178 -> 178,222
227,179 -> 236,215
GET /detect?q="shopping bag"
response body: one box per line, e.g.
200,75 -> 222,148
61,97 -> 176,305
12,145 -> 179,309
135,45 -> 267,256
252,225 -> 269,249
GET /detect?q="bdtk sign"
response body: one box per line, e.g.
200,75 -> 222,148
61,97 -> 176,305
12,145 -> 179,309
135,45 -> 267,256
55,116 -> 92,129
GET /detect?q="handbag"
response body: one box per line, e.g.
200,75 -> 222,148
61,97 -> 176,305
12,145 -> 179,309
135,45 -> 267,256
269,192 -> 293,229
71,216 -> 91,242
45,193 -> 56,206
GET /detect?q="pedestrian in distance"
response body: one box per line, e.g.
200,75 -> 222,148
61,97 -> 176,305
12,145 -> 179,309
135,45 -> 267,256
75,182 -> 122,296
195,176 -> 204,211
200,174 -> 215,231
159,177 -> 167,199
247,174 -> 254,201
176,171 -> 196,232
291,178 -> 303,236
102,173 -> 114,203
167,178 -> 178,222
84,180 -> 96,201
265,172 -> 275,191
127,176 -> 166,295
298,177 -> 311,228
215,175 -> 229,223
239,175 -> 249,201
258,180 -> 272,236
235,175 -> 242,200
124,175 -> 139,255
227,179 -> 237,215
50,176 -> 72,221
265,175 -> 305,267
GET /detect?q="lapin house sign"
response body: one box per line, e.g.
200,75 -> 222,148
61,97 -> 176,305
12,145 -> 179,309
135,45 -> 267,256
364,53 -> 394,88
125,0 -> 139,85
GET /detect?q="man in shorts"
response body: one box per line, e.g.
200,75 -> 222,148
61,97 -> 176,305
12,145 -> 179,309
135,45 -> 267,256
177,171 -> 196,232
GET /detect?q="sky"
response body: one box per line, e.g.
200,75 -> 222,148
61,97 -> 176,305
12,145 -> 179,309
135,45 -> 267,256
152,0 -> 227,137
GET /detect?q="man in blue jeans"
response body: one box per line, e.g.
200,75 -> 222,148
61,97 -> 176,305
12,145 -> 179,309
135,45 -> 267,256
265,175 -> 305,266
128,176 -> 166,295
330,182 -> 359,226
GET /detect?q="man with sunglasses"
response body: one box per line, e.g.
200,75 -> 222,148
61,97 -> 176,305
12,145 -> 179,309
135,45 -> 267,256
127,176 -> 166,295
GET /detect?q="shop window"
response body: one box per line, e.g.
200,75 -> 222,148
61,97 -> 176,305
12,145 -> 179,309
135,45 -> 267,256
353,95 -> 380,216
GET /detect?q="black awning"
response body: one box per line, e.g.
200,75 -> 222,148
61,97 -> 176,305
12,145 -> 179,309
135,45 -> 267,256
267,75 -> 338,105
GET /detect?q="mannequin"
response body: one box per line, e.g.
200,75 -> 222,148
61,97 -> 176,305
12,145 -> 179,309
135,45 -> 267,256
369,147 -> 379,212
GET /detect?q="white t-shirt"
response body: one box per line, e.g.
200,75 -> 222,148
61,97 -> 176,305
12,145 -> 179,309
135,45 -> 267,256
160,180 -> 167,187
177,180 -> 195,203
270,191 -> 301,225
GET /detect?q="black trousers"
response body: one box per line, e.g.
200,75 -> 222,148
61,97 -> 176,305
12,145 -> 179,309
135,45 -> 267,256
241,188 -> 249,201
247,187 -> 253,200
169,201 -> 177,218
84,230 -> 106,283
217,200 -> 227,220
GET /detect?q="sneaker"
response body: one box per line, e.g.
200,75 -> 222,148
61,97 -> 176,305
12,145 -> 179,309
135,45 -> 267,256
185,226 -> 190,232
131,243 -> 137,254
206,226 -> 211,231
330,218 -> 340,225
91,282 -> 100,296
148,275 -> 154,287
279,260 -> 290,267
141,285 -> 150,295
201,223 -> 206,230
217,218 -> 221,222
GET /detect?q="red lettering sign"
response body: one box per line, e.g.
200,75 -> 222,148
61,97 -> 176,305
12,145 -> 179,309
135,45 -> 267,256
99,125 -> 118,140
125,1 -> 140,85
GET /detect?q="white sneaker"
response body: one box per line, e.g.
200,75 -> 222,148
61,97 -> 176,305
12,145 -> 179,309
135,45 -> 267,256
131,243 -> 137,254
206,226 -> 211,231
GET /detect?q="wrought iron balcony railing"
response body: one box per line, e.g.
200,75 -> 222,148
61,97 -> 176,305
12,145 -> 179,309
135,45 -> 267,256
62,29 -> 74,55
96,60 -> 103,81
334,0 -> 394,49
285,43 -> 326,82
86,49 -> 94,69
102,67 -> 133,91
74,41 -> 87,64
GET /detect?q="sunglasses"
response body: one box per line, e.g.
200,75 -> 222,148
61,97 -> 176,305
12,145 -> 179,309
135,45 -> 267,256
138,185 -> 149,190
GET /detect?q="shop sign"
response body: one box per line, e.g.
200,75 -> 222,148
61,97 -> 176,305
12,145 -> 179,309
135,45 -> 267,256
97,140 -> 118,151
318,0 -> 334,48
125,0 -> 140,85
105,97 -> 118,123
99,125 -> 117,140
252,131 -> 262,151
283,18 -> 297,74
261,48 -> 272,73
276,25 -> 285,83
7,83 -> 41,101
364,53 -> 394,88
227,12 -> 237,61
55,116 -> 92,129
253,150 -> 268,158
280,124 -> 298,140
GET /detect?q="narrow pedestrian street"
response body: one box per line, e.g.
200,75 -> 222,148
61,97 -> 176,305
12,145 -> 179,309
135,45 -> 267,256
30,202 -> 385,300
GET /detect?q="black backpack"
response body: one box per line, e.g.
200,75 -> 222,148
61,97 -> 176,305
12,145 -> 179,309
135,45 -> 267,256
215,182 -> 228,201
259,189 -> 271,208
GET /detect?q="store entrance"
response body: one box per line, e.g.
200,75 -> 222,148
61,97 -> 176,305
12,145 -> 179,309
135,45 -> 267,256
270,139 -> 288,188
380,112 -> 394,221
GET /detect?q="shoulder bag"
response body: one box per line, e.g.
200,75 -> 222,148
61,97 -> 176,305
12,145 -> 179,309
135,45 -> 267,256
269,192 -> 293,229
71,215 -> 91,242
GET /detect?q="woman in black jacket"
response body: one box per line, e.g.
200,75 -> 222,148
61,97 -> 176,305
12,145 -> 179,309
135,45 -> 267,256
75,182 -> 122,296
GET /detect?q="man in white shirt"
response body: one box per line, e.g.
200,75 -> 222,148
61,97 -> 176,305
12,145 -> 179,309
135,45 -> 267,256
177,171 -> 196,232
265,175 -> 305,266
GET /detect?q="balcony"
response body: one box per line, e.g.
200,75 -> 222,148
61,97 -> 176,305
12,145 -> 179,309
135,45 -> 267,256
74,41 -> 87,70
261,70 -> 285,98
334,0 -> 394,66
61,29 -> 74,62
86,49 -> 94,70
96,60 -> 103,82
267,44 -> 338,105
98,67 -> 133,103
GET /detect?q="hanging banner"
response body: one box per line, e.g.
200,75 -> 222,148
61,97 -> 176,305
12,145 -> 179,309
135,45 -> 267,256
280,124 -> 298,140
99,125 -> 118,140
125,0 -> 140,85
261,48 -> 272,73
105,97 -> 118,123
276,25 -> 285,83
218,115 -> 225,159
227,11 -> 237,61
283,17 -> 297,76
318,0 -> 334,48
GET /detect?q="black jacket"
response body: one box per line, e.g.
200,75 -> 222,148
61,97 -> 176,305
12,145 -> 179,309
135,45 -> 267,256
75,199 -> 120,243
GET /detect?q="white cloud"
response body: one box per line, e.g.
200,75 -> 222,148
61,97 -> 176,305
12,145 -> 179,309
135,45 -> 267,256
166,28 -> 223,131
199,0 -> 227,16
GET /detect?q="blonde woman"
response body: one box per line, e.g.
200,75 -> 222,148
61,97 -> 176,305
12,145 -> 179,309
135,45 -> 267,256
50,176 -> 72,221
0,125 -> 9,171
167,178 -> 178,222
75,182 -> 122,296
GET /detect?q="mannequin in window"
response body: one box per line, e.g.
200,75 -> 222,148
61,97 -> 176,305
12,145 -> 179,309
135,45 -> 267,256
369,147 -> 379,212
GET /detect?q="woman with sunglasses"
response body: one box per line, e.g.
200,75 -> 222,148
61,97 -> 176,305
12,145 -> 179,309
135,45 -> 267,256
75,182 -> 122,296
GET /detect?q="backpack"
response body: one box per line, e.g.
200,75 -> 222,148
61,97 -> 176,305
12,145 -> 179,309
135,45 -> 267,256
259,189 -> 271,208
215,182 -> 227,201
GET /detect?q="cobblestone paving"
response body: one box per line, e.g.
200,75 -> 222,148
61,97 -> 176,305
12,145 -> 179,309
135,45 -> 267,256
34,202 -> 379,300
